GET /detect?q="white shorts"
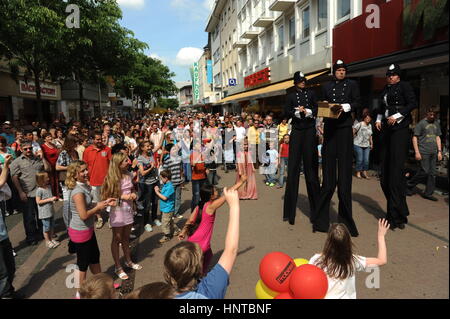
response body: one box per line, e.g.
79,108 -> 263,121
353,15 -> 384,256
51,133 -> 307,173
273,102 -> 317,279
91,186 -> 102,203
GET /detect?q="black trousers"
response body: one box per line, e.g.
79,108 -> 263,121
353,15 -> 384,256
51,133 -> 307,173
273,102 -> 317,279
380,125 -> 410,226
314,125 -> 359,236
283,127 -> 320,224
0,238 -> 16,298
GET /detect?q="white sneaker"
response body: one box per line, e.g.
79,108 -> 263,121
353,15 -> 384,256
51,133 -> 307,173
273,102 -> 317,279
144,224 -> 153,232
154,219 -> 162,227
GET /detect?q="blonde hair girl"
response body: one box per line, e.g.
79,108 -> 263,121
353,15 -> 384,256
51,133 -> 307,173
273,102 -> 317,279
102,153 -> 142,280
64,160 -> 115,298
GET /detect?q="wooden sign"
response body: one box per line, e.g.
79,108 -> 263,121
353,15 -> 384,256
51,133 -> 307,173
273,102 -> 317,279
317,102 -> 341,119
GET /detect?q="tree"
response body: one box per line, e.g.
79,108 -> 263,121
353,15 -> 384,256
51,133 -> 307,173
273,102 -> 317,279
51,0 -> 147,121
115,53 -> 178,113
158,97 -> 179,110
0,0 -> 67,122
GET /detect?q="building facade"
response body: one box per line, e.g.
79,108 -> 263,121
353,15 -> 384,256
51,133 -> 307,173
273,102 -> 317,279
0,60 -> 62,125
176,82 -> 193,108
333,0 -> 448,140
206,0 -> 365,114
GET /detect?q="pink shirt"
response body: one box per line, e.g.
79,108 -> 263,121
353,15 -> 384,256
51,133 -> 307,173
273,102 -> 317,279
109,176 -> 135,228
188,202 -> 215,252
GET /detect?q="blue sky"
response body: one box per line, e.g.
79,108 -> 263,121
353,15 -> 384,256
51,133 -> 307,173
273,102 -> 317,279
117,0 -> 213,83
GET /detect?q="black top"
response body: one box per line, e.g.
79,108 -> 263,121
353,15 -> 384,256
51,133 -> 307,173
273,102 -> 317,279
284,88 -> 318,130
321,78 -> 360,128
378,81 -> 418,130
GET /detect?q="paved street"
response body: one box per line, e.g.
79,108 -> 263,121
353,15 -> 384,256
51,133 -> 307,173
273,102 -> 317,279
6,170 -> 449,299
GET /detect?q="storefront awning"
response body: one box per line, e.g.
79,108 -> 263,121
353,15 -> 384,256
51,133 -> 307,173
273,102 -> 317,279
217,70 -> 329,104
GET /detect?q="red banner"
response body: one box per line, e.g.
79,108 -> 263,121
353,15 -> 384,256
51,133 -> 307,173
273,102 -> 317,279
244,67 -> 271,88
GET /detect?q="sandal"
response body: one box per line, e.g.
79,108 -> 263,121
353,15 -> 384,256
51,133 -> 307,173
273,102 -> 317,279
115,267 -> 129,280
125,261 -> 142,270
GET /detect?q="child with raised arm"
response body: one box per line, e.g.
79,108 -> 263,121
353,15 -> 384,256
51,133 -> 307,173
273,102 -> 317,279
164,187 -> 240,299
178,175 -> 247,274
309,219 -> 390,299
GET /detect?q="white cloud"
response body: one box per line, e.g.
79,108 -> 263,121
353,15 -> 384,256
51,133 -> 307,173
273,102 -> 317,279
175,47 -> 203,66
117,0 -> 145,9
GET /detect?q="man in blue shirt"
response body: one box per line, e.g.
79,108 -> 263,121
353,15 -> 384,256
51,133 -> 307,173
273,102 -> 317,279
155,170 -> 180,244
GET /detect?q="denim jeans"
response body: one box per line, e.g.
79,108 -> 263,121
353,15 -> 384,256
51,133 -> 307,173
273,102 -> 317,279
264,174 -> 277,184
278,157 -> 289,187
191,179 -> 207,211
137,182 -> 159,225
183,162 -> 192,182
22,197 -> 43,243
207,170 -> 218,186
354,145 -> 370,171
173,184 -> 182,216
407,153 -> 437,196
0,239 -> 16,298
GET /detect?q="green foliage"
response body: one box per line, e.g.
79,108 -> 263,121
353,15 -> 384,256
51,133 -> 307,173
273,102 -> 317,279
157,98 -> 179,110
115,53 -> 178,103
403,0 -> 449,47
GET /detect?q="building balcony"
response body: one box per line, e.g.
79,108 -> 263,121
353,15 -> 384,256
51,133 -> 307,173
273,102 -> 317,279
269,0 -> 296,12
253,17 -> 275,28
233,40 -> 249,49
241,30 -> 260,40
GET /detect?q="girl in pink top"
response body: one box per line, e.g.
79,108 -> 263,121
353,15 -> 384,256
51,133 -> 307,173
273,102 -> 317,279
102,153 -> 142,281
178,175 -> 247,274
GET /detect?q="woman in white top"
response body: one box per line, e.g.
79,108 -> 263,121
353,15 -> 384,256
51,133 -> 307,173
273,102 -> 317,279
353,113 -> 373,179
309,219 -> 389,299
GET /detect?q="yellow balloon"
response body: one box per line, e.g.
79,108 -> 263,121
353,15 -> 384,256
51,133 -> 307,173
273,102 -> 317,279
294,258 -> 309,267
255,279 -> 278,299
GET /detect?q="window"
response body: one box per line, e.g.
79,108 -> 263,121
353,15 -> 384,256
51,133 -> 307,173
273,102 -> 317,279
289,16 -> 295,46
302,7 -> 310,39
268,29 -> 274,58
278,24 -> 284,52
337,0 -> 350,20
317,0 -> 327,30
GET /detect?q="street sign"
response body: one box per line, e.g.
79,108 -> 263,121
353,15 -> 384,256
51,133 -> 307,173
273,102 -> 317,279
229,78 -> 237,86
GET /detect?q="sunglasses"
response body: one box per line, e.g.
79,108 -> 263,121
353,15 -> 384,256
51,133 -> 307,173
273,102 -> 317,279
23,147 -> 32,150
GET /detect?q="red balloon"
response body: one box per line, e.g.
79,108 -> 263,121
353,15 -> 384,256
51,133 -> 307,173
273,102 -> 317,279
289,264 -> 328,299
274,292 -> 295,299
259,252 -> 296,292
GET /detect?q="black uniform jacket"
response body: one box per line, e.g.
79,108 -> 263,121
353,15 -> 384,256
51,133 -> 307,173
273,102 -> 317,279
378,81 -> 418,130
284,88 -> 318,130
321,78 -> 360,128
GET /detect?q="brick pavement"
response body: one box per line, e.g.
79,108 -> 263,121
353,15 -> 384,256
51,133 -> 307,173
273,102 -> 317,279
5,170 -> 449,299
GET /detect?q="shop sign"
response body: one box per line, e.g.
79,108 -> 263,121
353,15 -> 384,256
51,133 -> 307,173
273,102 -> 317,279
244,67 -> 270,88
19,80 -> 57,97
192,62 -> 200,102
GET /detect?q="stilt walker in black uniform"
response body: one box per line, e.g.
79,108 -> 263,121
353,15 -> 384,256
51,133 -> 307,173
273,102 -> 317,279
283,71 -> 320,225
313,60 -> 360,237
375,64 -> 417,230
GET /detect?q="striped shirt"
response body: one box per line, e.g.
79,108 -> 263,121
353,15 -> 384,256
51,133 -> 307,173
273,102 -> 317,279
162,157 -> 184,186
